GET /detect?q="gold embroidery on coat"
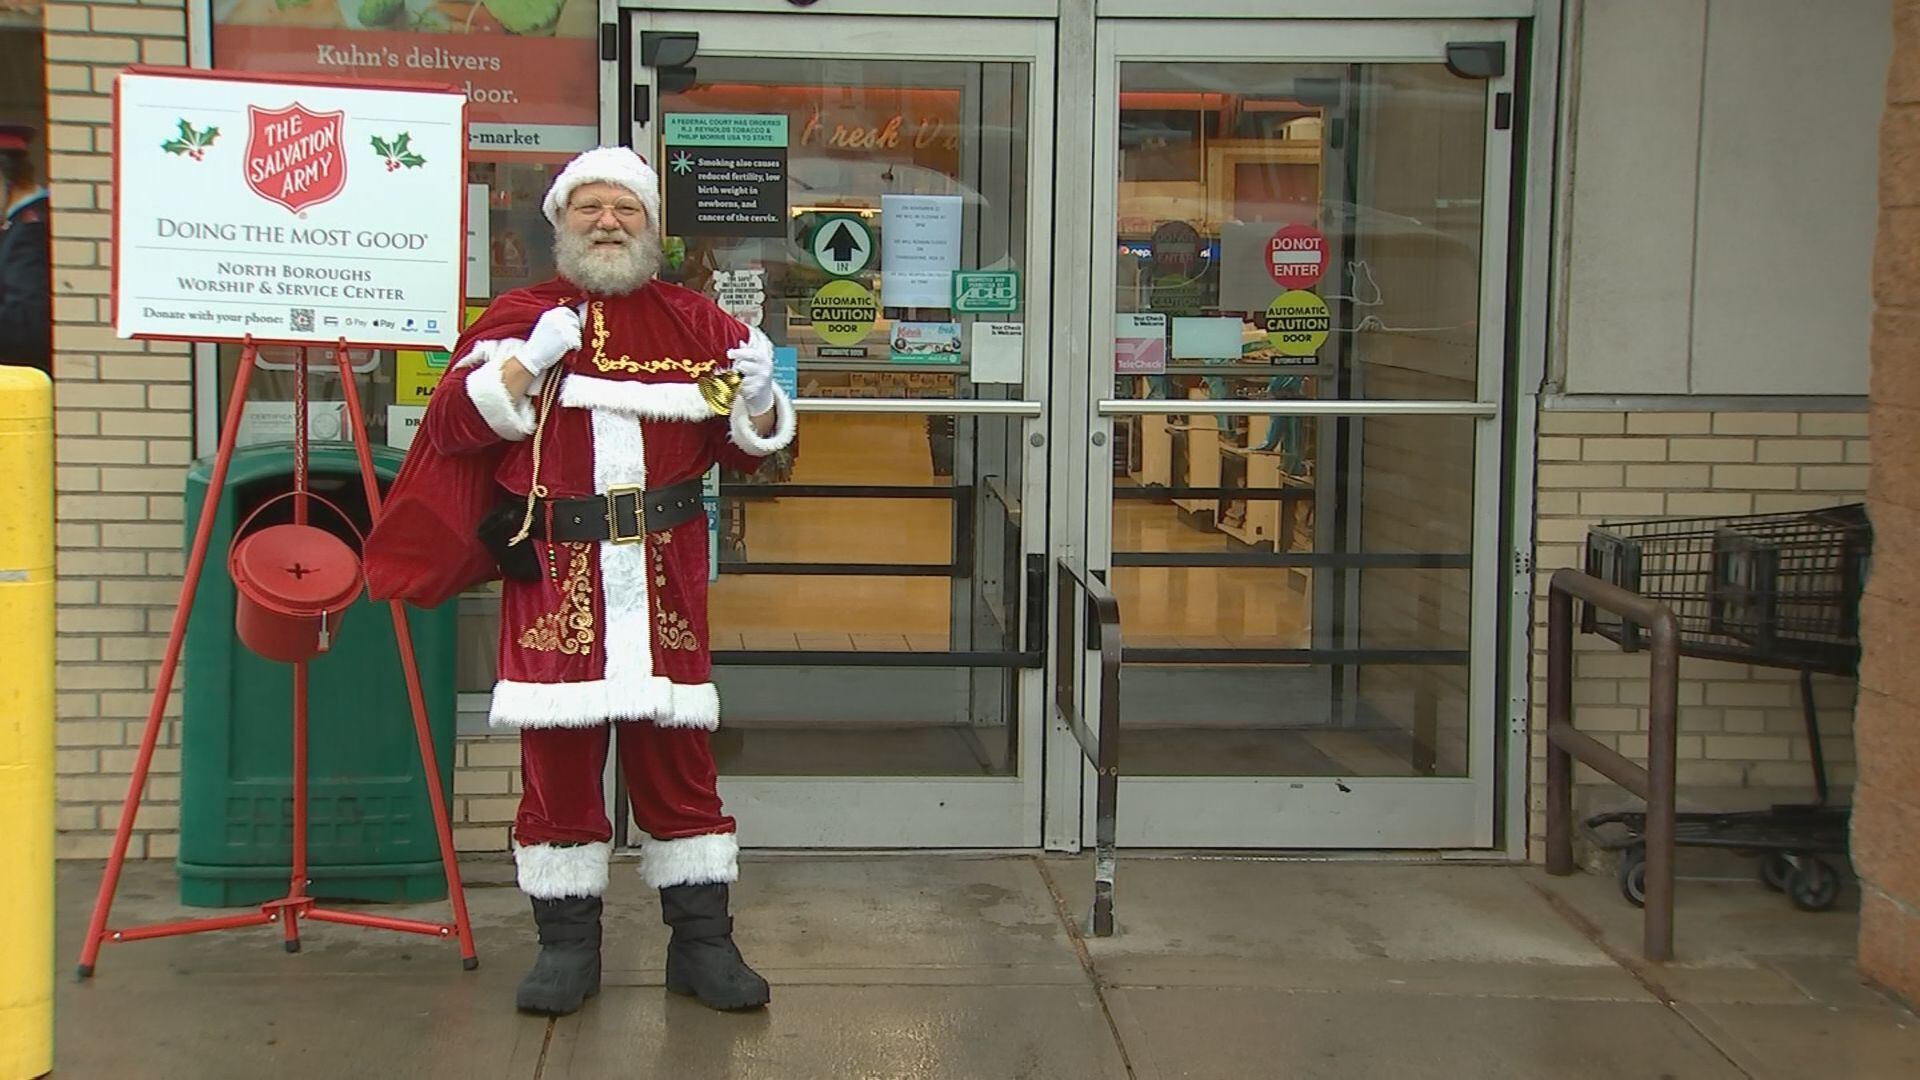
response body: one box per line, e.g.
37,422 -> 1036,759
517,543 -> 596,655
650,532 -> 699,652
587,302 -> 721,378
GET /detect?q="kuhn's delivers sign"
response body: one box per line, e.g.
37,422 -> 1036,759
112,68 -> 466,350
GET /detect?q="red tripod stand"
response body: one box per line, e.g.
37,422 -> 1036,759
77,338 -> 478,976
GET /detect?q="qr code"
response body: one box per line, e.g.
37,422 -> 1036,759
289,308 -> 315,333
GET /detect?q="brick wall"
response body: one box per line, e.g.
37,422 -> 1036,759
46,0 -> 193,860
453,736 -> 520,852
1857,0 -> 1920,1010
1528,409 -> 1871,860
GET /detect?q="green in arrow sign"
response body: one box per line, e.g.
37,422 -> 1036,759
811,214 -> 873,277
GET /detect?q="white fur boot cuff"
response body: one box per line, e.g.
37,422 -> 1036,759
639,832 -> 740,889
515,840 -> 613,899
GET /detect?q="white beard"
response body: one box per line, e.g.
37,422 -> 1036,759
554,225 -> 661,296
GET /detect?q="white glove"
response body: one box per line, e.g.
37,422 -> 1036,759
727,334 -> 777,415
517,304 -> 584,376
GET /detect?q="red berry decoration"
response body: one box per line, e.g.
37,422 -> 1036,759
372,132 -> 426,174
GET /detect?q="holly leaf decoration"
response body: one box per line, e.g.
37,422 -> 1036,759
162,119 -> 219,157
374,132 -> 427,170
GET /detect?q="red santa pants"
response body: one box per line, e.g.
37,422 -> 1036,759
515,722 -> 734,847
510,722 -> 739,898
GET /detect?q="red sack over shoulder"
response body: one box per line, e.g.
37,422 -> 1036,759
363,281 -> 576,608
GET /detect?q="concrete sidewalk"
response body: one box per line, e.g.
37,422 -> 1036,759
52,855 -> 1920,1079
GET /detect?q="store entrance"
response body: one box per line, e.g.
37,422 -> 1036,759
612,5 -> 1521,852
614,6 -> 1056,846
1070,17 -> 1519,848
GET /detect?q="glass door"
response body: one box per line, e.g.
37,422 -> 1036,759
616,8 -> 1055,846
1073,19 -> 1516,848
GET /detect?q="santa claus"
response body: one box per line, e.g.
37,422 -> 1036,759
363,146 -> 794,1014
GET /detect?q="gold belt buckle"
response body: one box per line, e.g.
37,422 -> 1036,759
604,485 -> 646,544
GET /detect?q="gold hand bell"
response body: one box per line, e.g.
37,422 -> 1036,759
697,370 -> 744,416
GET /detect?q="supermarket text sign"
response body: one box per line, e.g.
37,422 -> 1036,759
112,67 -> 467,350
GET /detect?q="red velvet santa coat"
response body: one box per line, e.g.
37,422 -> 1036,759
364,277 -> 795,732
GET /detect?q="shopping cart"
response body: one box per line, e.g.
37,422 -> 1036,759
1577,504 -> 1872,912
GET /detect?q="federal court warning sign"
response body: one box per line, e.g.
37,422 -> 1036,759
662,114 -> 789,239
112,68 -> 468,350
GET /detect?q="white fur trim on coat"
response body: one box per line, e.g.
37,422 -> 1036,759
589,406 -> 661,725
560,374 -> 716,421
728,383 -> 795,457
488,677 -> 720,730
452,337 -> 529,373
515,840 -> 612,899
463,348 -> 538,441
640,831 -> 739,889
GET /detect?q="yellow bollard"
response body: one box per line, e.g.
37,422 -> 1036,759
0,366 -> 53,1080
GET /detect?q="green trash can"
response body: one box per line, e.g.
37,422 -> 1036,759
178,443 -> 458,907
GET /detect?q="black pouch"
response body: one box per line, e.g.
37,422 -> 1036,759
478,501 -> 541,581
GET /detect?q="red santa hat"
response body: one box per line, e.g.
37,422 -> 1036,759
542,146 -> 662,230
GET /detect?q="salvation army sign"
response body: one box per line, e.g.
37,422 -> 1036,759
112,67 -> 467,350
245,104 -> 348,214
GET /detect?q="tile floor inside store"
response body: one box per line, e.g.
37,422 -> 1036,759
691,412 -> 1443,778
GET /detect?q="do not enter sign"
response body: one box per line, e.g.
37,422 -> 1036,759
1267,225 -> 1327,288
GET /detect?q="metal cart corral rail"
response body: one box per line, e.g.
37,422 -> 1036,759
1579,505 -> 1872,914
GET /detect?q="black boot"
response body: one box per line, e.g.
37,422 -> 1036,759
660,884 -> 769,1011
516,896 -> 602,1015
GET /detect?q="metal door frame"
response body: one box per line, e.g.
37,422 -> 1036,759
1066,15 -> 1522,850
607,1 -> 1058,847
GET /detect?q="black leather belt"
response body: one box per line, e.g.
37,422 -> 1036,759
531,478 -> 705,543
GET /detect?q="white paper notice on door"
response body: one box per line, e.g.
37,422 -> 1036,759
881,194 -> 963,308
1114,312 -> 1168,374
970,322 -> 1025,384
1172,316 -> 1243,360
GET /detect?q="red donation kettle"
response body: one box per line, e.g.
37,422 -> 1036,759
226,491 -> 365,664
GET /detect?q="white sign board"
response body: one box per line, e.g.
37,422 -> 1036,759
113,69 -> 467,350
880,194 -> 962,309
969,321 -> 1025,384
387,404 -> 427,451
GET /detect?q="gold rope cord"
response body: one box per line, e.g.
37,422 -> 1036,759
507,364 -> 567,547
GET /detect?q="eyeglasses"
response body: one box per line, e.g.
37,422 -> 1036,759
568,200 -> 647,222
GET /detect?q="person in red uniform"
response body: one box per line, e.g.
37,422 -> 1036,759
364,147 -> 794,1015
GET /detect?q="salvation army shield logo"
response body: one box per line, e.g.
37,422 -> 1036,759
245,103 -> 347,214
